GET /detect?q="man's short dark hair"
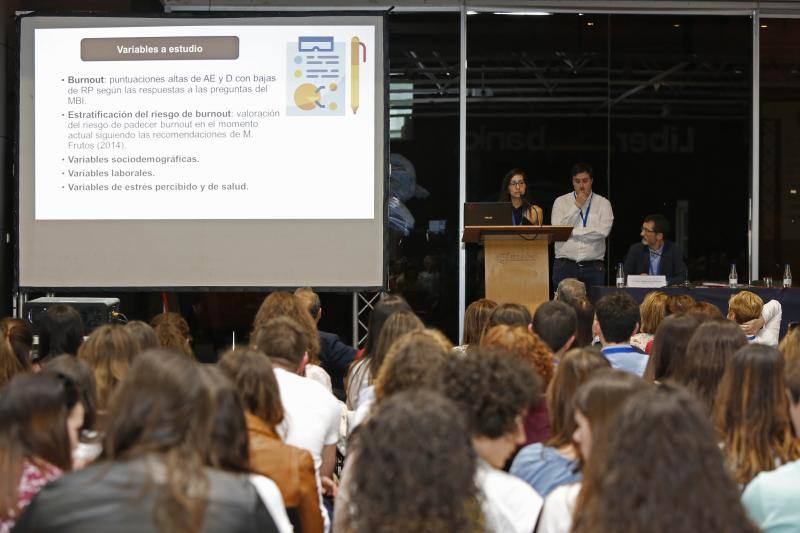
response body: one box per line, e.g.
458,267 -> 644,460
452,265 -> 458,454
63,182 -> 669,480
595,292 -> 640,343
253,316 -> 308,365
437,348 -> 540,439
571,162 -> 593,178
644,214 -> 670,237
533,301 -> 577,352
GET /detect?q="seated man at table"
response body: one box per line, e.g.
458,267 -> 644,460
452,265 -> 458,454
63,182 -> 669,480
593,291 -> 647,376
623,214 -> 687,285
727,290 -> 782,347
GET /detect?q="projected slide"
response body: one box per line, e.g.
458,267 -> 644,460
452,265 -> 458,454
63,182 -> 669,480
34,24 -> 375,220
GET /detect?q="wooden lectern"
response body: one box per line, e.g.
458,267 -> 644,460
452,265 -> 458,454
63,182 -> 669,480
463,225 -> 573,313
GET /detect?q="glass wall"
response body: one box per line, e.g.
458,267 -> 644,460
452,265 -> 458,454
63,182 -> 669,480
759,18 -> 800,280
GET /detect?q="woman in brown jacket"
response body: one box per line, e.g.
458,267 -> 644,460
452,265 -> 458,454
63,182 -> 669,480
219,349 -> 324,533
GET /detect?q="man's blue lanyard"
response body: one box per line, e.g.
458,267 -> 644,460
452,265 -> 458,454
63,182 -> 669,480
574,192 -> 593,227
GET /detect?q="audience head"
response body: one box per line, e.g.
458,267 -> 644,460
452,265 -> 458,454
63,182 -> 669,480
253,316 -> 308,371
571,297 -> 596,347
342,390 -> 481,533
545,347 -> 610,448
37,304 -> 84,362
481,324 -> 554,388
374,329 -> 452,403
555,278 -> 586,306
572,384 -> 758,533
714,344 -> 800,485
102,349 -> 210,531
726,291 -> 764,324
571,369 -> 650,462
438,348 -> 540,468
643,313 -> 701,382
150,312 -> 194,359
784,353 -> 800,436
0,318 -> 32,389
294,287 -> 322,322
252,292 -> 321,362
532,301 -> 577,355
638,291 -> 668,334
594,291 -> 640,344
462,298 -> 498,346
670,319 -> 747,413
363,295 -> 412,358
666,294 -> 696,316
779,325 -> 800,367
77,324 -> 138,410
124,320 -> 159,353
370,311 -> 424,381
198,366 -> 249,474
218,348 -> 283,430
483,303 -> 532,339
687,301 -> 724,321
44,355 -> 97,432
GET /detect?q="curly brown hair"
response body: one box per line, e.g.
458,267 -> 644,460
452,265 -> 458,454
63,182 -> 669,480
374,329 -> 452,403
438,347 -> 540,438
666,294 -> 695,315
544,347 -> 610,448
150,312 -> 194,359
713,344 -> 800,485
462,299 -> 497,346
341,390 -> 483,533
252,292 -> 321,363
481,324 -> 554,387
573,384 -> 759,533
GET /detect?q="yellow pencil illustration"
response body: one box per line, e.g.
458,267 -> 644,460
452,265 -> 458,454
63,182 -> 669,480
351,37 -> 360,114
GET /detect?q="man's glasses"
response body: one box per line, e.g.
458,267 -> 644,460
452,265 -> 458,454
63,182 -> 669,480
510,181 -> 526,188
641,226 -> 656,233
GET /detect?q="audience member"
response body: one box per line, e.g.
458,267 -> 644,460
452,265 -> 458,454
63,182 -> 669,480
742,352 -> 800,531
538,369 -> 649,533
43,355 -> 101,467
123,320 -> 159,353
295,287 -> 357,400
150,311 -> 195,359
252,292 -> 332,391
511,347 -> 609,498
571,384 -> 757,533
778,325 -> 800,366
482,325 -> 553,446
642,313 -> 701,382
670,319 -> 747,414
687,300 -> 724,321
666,294 -> 695,315
438,348 -> 543,533
531,301 -> 577,360
219,349 -> 323,533
0,318 -> 32,389
727,291 -> 782,347
714,344 -> 800,486
554,278 -> 586,307
0,373 -> 81,532
457,298 -> 498,352
334,391 -> 483,532
14,349 -> 278,532
252,317 -> 340,495
629,290 -> 667,352
36,304 -> 84,362
76,324 -> 138,421
593,291 -> 647,376
622,214 -> 688,285
570,297 -> 595,348
482,303 -> 532,338
198,366 -> 293,533
344,295 -> 411,409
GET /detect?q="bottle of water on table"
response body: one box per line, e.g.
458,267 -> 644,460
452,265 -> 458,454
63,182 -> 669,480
616,263 -> 625,288
729,264 -> 738,289
784,264 -> 792,289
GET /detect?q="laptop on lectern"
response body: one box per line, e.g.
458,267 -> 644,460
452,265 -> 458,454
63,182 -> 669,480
464,202 -> 513,226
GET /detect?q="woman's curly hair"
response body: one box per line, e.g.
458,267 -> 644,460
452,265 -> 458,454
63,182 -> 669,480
341,390 -> 483,533
374,329 -> 452,403
251,292 -> 321,363
573,384 -> 759,533
481,324 -> 554,387
438,347 -> 539,438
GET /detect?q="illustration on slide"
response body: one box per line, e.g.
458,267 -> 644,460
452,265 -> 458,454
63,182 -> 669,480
287,35 -> 368,116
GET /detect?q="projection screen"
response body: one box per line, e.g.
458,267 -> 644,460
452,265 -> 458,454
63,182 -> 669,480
18,15 -> 386,289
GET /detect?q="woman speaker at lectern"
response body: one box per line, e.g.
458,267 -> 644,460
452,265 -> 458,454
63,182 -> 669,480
499,168 -> 544,226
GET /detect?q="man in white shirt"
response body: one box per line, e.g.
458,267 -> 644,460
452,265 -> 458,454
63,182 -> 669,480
551,163 -> 614,295
253,316 -> 341,529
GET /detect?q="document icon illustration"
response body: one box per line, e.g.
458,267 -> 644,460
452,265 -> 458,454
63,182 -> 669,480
287,36 -> 345,116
